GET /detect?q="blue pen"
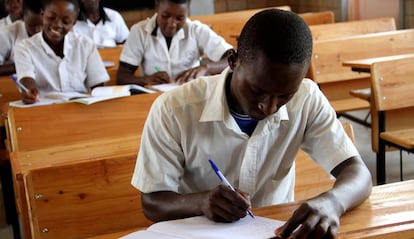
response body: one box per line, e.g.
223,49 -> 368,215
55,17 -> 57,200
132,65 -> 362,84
208,159 -> 255,218
10,74 -> 33,97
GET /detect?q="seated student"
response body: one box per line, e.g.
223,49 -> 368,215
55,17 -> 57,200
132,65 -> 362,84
0,0 -> 42,75
13,0 -> 109,104
131,9 -> 372,239
0,0 -> 23,27
73,0 -> 129,48
117,0 -> 233,86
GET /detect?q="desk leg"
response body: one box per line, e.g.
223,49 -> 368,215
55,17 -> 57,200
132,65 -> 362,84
14,173 -> 32,239
376,140 -> 386,185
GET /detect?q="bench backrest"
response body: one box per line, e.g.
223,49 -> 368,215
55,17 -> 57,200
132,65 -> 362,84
191,8 -> 335,47
7,93 -> 159,152
309,17 -> 396,41
370,56 -> 414,152
310,29 -> 414,85
26,154 -> 152,239
309,29 -> 414,101
371,56 -> 414,111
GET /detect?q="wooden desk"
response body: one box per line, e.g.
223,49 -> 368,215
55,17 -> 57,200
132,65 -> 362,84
343,54 -> 414,185
8,94 -> 159,239
87,180 -> 414,239
342,53 -> 414,73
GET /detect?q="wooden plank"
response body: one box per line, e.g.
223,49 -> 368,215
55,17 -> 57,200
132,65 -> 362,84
309,17 -> 396,41
310,29 -> 414,85
26,154 -> 152,239
7,93 -> 159,152
89,180 -> 414,239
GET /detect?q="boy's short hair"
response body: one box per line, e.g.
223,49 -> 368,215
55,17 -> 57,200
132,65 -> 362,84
23,0 -> 41,14
237,9 -> 313,65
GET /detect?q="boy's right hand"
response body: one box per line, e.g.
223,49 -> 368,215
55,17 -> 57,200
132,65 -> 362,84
21,87 -> 39,104
200,185 -> 251,223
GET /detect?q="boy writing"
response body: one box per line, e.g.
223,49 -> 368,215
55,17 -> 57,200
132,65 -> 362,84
132,9 -> 372,239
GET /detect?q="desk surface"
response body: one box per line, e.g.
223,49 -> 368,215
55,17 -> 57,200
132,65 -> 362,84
342,53 -> 414,71
87,179 -> 414,239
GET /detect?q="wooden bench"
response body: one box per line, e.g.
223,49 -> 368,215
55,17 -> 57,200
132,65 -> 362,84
7,93 -> 159,152
309,29 -> 414,126
309,17 -> 396,41
7,94 -> 159,239
190,7 -> 335,47
370,56 -> 414,184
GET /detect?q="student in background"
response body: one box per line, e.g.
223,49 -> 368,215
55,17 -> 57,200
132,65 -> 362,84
73,0 -> 129,48
117,0 -> 233,86
13,0 -> 109,104
0,0 -> 42,75
131,9 -> 372,239
0,0 -> 23,26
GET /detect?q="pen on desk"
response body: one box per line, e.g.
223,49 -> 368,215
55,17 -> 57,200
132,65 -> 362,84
208,158 -> 255,218
10,74 -> 32,96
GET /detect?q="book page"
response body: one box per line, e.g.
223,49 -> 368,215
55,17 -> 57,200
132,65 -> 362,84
120,216 -> 283,239
150,83 -> 180,92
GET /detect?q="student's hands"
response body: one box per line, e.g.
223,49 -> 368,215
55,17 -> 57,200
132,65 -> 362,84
175,65 -> 208,85
200,185 -> 251,223
274,192 -> 343,239
21,87 -> 39,104
145,71 -> 170,85
19,78 -> 39,104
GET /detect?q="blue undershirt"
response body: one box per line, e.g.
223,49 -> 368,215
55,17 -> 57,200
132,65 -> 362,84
230,110 -> 258,137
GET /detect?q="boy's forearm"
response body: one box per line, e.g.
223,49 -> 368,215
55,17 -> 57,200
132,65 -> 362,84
141,191 -> 206,222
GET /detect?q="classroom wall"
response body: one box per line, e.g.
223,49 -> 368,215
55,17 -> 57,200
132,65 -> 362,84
403,0 -> 414,28
354,0 -> 400,27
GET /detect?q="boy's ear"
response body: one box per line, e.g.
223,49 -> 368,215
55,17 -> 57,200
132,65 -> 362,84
227,49 -> 238,71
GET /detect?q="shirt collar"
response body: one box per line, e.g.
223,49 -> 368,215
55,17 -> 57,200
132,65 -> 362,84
200,67 -> 289,124
40,31 -> 74,57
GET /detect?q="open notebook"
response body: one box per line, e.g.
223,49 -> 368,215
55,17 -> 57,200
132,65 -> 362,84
120,216 -> 284,239
9,85 -> 156,107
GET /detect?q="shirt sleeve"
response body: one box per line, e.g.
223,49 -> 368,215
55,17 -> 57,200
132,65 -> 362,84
85,40 -> 110,87
131,95 -> 185,193
14,40 -> 36,80
190,20 -> 233,61
0,29 -> 12,64
119,23 -> 144,67
300,80 -> 360,174
112,10 -> 130,44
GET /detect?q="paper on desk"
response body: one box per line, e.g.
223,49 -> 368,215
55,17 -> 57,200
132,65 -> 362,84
119,215 -> 283,239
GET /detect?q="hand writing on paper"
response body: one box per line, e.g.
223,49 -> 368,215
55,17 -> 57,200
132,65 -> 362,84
200,185 -> 252,223
21,87 -> 39,104
273,192 -> 342,239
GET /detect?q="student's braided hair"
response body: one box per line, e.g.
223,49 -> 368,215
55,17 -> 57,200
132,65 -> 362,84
237,9 -> 313,65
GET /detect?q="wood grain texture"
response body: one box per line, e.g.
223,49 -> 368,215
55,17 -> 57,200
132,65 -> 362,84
7,93 -> 159,152
87,180 -> 414,239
